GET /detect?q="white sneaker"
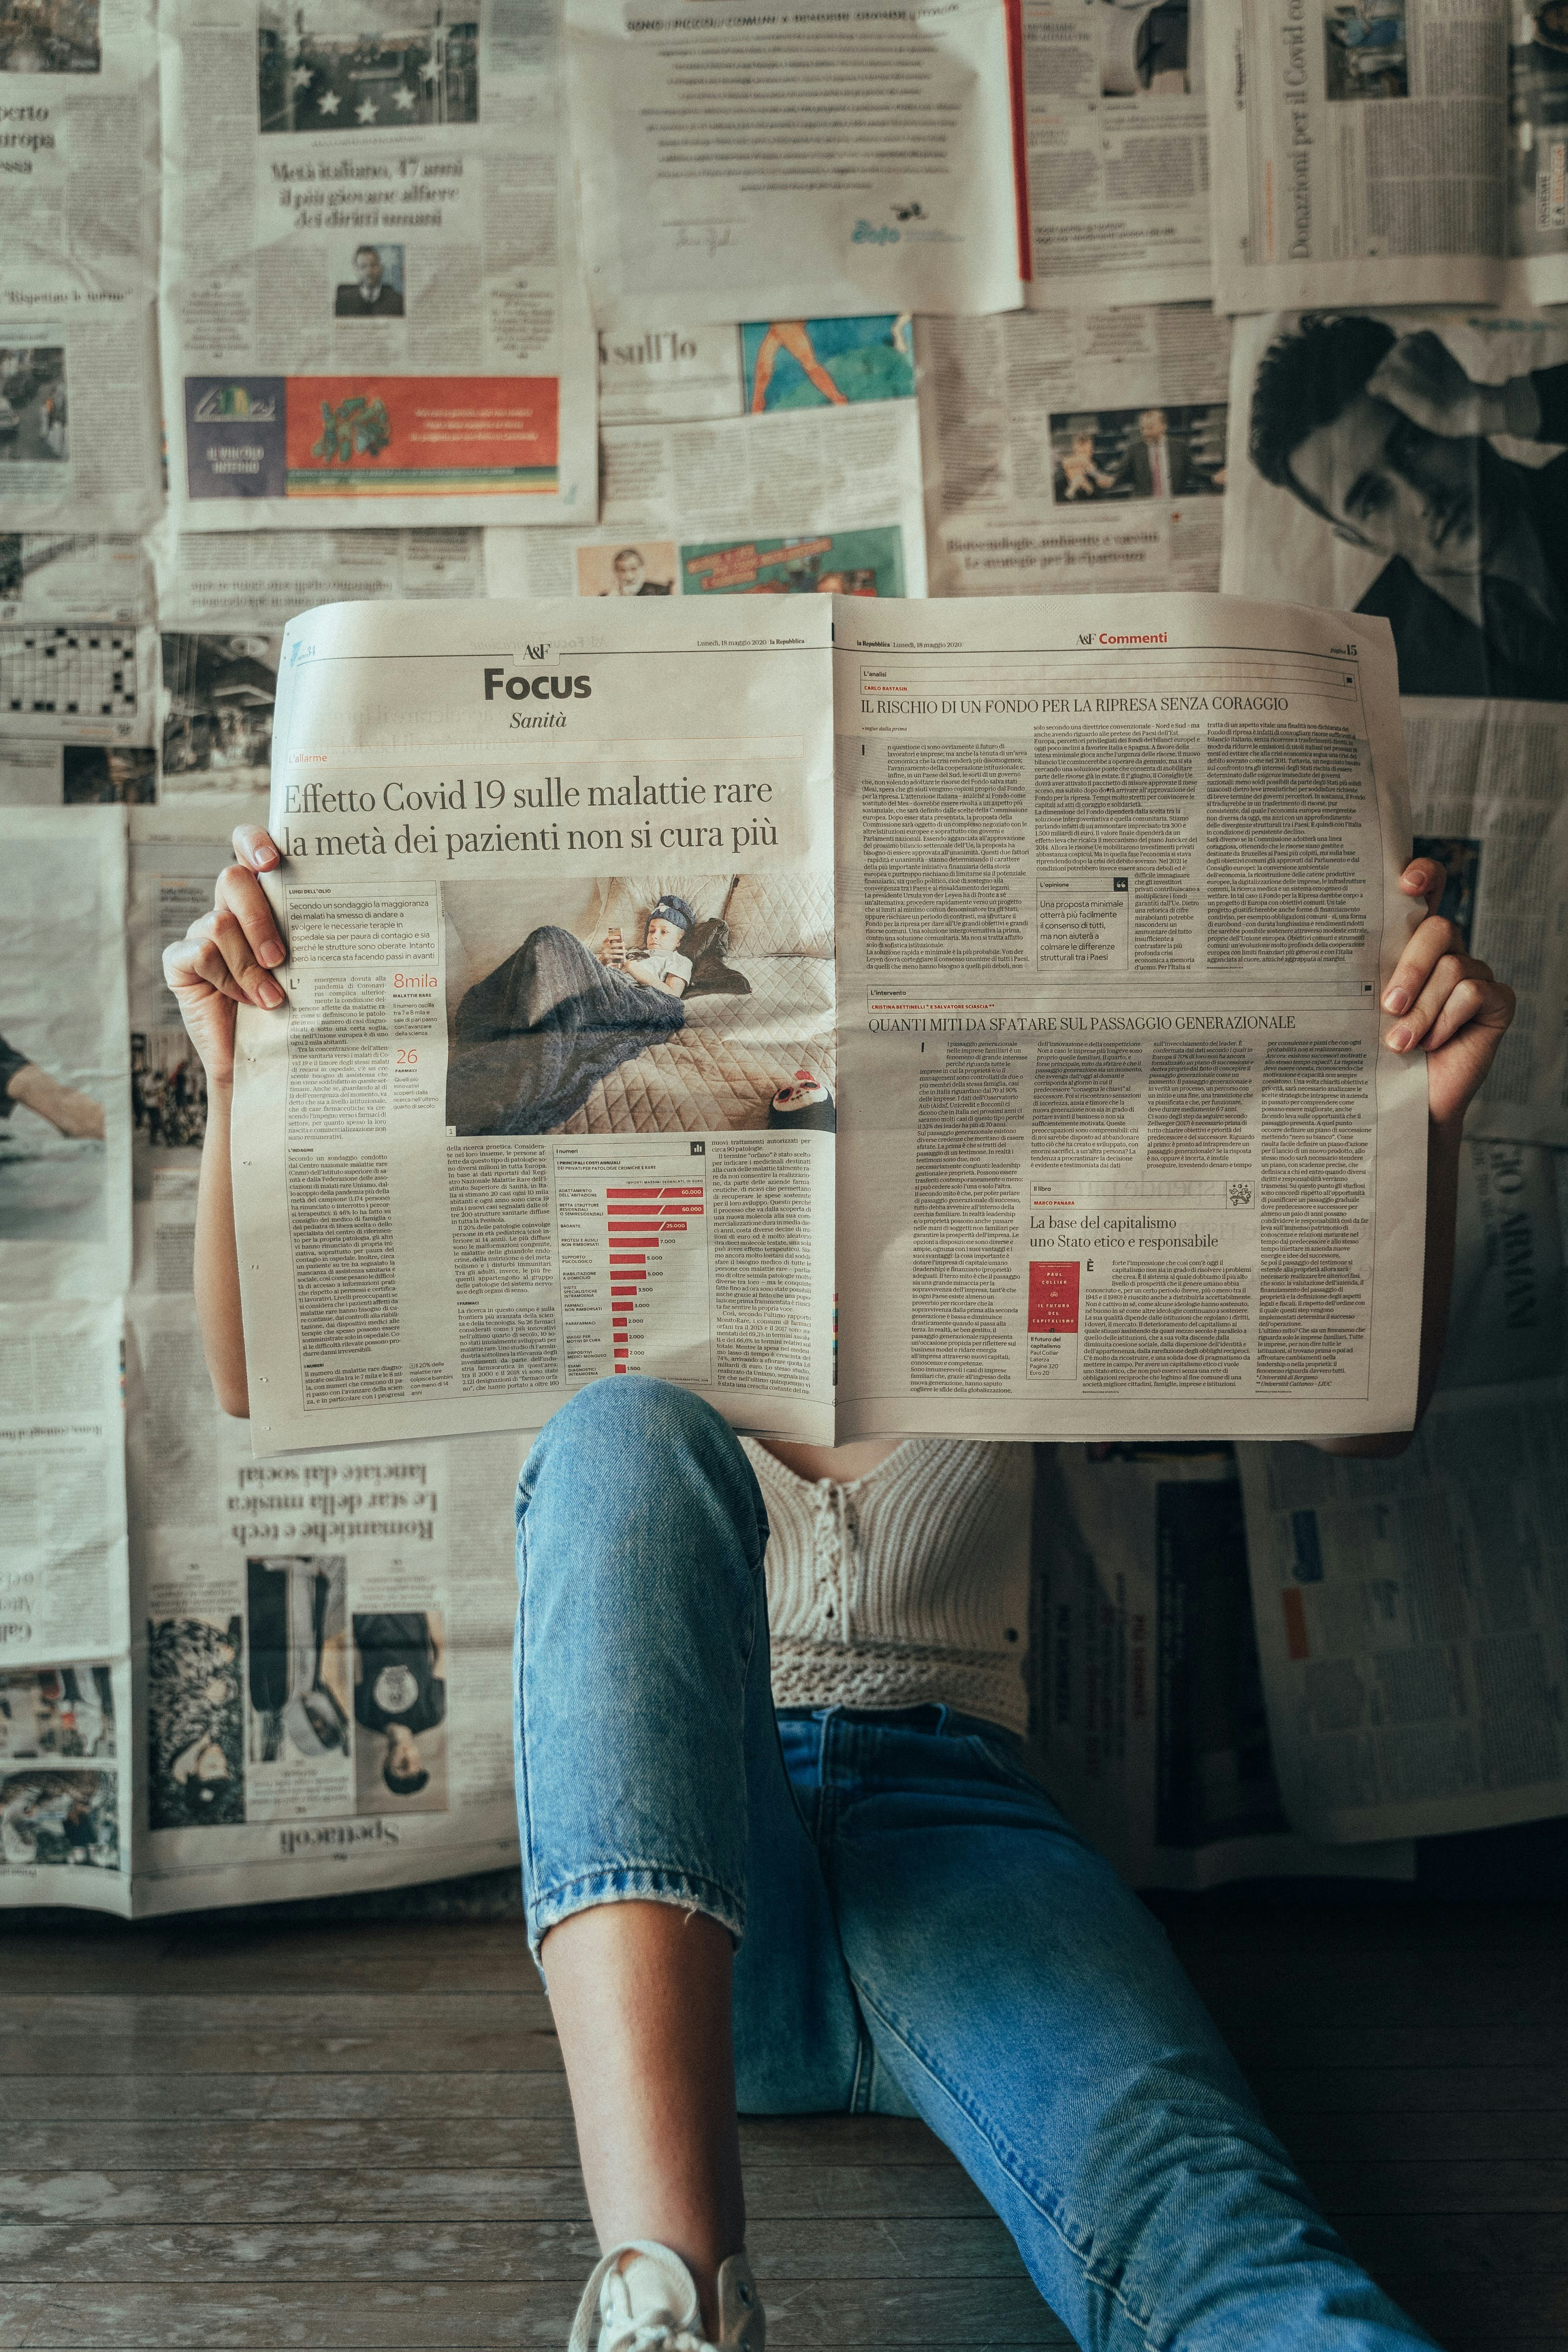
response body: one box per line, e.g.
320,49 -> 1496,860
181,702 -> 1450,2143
567,2242 -> 765,2352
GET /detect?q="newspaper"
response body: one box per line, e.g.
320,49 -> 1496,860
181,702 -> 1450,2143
1021,0 -> 1213,305
1035,1444 -> 1415,1884
152,522 -> 488,629
1206,0 -> 1568,311
597,315 -> 918,429
128,800 -> 259,1292
568,0 -> 1030,323
486,400 -> 928,601
1239,1375 -> 1568,1843
0,536 -> 150,625
158,0 -> 596,531
1441,1135 -> 1564,1390
0,805 -> 131,1302
1402,698 -> 1568,1149
832,590 -> 1427,1441
0,1299 -> 132,1914
228,588 -> 1427,1455
916,304 -> 1231,596
0,0 -> 164,535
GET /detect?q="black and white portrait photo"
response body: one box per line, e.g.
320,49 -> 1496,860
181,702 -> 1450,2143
1233,311 -> 1568,703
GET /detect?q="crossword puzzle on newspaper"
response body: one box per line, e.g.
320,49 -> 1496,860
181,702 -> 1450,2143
0,626 -> 141,718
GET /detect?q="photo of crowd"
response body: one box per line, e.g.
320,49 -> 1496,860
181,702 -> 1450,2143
257,0 -> 479,133
132,1030 -> 207,1152
158,632 -> 278,791
0,0 -> 98,73
0,1767 -> 118,1869
1050,404 -> 1228,502
1324,0 -> 1407,98
0,351 -> 68,469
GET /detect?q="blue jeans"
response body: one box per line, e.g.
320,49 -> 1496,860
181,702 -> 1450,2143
515,1377 -> 1434,2352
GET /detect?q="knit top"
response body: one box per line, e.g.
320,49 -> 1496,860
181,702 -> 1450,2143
739,1437 -> 1035,1735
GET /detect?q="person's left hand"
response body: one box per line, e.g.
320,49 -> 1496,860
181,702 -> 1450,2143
1383,857 -> 1515,1131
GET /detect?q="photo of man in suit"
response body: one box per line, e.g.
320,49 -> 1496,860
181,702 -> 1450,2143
1114,407 -> 1194,498
1249,315 -> 1568,702
335,245 -> 405,319
609,547 -> 672,595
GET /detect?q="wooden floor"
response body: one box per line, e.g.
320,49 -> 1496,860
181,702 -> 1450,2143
2,1894 -> 1565,2351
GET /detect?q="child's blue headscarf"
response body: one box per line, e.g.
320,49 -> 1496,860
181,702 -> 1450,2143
649,894 -> 697,936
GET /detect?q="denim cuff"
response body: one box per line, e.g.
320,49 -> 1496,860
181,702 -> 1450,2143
525,1863 -> 746,1969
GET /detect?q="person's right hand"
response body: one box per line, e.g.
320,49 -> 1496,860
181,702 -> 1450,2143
1369,329 -> 1508,441
162,824 -> 287,1089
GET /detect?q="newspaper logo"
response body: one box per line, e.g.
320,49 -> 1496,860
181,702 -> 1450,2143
1227,1181 -> 1253,1208
184,377 -> 287,501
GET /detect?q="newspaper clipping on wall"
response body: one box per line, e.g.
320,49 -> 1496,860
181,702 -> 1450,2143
568,0 -> 1030,322
0,0 -> 164,535
1239,1376 -> 1568,1844
1021,0 -> 1213,305
1206,0 -> 1568,312
159,0 -> 596,531
0,1300 -> 132,1912
1036,1443 -> 1415,1884
0,805 -> 131,1302
485,399 -> 929,601
917,304 -> 1230,595
597,314 -> 917,429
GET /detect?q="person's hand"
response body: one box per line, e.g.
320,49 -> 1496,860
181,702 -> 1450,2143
1368,330 -> 1509,440
1383,857 -> 1515,1132
598,928 -> 624,967
162,824 -> 287,1089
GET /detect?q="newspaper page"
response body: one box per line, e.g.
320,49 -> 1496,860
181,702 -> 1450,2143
0,0 -> 164,536
151,530 -> 487,799
0,535 -> 149,625
598,314 -> 917,429
1035,1443 -> 1415,1884
1222,310 -> 1568,710
0,618 -> 155,749
158,0 -> 596,532
486,400 -> 928,602
0,805 -> 131,1301
833,590 -> 1431,1442
1238,1375 -> 1568,1842
1205,0 -> 1527,312
0,1299 -> 132,1916
568,0 -> 1029,324
125,1293 -> 521,1914
917,304 -> 1230,597
1440,1133 -> 1564,1389
1402,697 -> 1568,1149
128,800 -> 258,1294
230,595 -> 838,1455
1021,0 -> 1212,305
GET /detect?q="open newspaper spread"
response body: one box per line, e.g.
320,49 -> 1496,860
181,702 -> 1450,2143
1206,0 -> 1568,311
226,590 -> 1427,1456
158,0 -> 596,530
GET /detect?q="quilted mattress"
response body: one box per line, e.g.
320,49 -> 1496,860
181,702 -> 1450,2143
557,954 -> 836,1135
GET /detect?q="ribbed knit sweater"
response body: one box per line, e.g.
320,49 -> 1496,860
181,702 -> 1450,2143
739,1437 -> 1034,1735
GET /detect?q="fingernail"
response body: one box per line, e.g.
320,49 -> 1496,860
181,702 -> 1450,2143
1387,1025 -> 1410,1052
259,979 -> 284,1008
1383,986 -> 1409,1014
258,941 -> 284,966
254,847 -> 278,869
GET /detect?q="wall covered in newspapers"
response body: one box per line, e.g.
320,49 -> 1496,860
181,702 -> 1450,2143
0,0 -> 1564,1913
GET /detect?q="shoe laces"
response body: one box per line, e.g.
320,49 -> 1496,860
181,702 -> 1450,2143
568,2243 -> 717,2352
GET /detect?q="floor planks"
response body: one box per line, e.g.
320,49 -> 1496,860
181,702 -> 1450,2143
1,1897 -> 1563,2350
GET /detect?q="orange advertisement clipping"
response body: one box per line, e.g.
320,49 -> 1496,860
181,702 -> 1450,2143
285,376 -> 559,497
